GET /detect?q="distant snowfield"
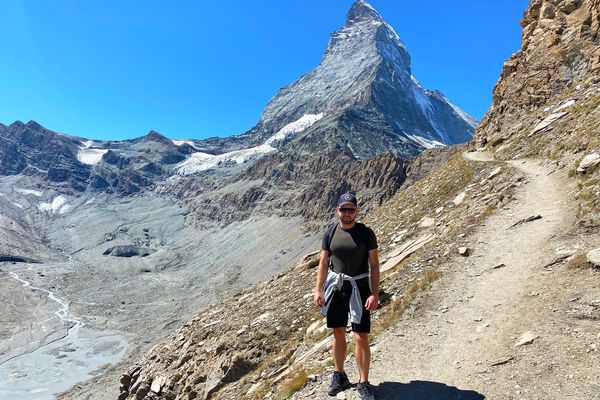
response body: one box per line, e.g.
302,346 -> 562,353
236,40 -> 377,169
172,140 -> 199,149
77,140 -> 108,165
16,189 -> 43,197
175,113 -> 324,175
265,113 -> 323,145
38,196 -> 71,215
405,133 -> 445,149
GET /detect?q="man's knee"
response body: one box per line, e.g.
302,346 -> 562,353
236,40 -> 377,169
332,327 -> 346,339
354,332 -> 369,347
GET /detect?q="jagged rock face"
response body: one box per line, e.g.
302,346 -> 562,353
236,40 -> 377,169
0,121 -> 90,192
0,123 -> 193,195
159,148 -> 407,226
475,0 -> 600,159
244,0 -> 477,158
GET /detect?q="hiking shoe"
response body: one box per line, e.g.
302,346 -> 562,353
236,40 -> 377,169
356,381 -> 376,400
327,371 -> 351,396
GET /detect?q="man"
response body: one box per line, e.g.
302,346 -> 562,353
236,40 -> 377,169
313,192 -> 380,400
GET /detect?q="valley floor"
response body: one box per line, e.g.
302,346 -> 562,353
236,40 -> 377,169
293,155 -> 600,400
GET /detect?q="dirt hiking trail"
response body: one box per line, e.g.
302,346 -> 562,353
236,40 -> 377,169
296,153 -> 600,400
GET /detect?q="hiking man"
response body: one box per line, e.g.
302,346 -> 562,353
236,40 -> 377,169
313,192 -> 380,399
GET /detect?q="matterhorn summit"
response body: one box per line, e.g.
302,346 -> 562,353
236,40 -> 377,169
244,0 -> 478,158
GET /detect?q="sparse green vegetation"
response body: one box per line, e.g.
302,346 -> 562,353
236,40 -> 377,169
279,368 -> 309,398
571,94 -> 600,116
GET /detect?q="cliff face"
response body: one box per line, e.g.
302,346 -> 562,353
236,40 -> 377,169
475,0 -> 599,159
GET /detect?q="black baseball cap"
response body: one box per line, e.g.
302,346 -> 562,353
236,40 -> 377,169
337,192 -> 357,207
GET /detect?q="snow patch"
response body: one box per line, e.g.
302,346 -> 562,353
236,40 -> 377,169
175,113 -> 323,175
16,189 -> 43,197
405,134 -> 446,150
38,196 -> 70,215
175,145 -> 276,175
172,140 -> 199,149
77,148 -> 108,165
265,113 -> 324,145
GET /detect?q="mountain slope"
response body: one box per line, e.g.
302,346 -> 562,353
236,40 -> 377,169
113,0 -> 600,399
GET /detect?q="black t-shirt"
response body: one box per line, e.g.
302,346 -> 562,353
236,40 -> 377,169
321,223 -> 378,277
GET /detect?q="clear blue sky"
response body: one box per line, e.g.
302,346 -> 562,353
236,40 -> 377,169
1,1 -> 529,141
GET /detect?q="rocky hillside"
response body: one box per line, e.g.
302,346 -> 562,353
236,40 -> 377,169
161,149 -> 407,227
475,0 -> 599,160
117,148 -> 523,400
114,1 -> 600,400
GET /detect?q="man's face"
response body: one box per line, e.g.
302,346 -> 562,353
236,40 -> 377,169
337,204 -> 358,224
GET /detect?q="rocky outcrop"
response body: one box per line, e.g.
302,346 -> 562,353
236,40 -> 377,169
475,0 -> 599,160
0,121 -> 90,192
102,245 -> 156,258
0,122 -> 194,195
473,0 -> 600,228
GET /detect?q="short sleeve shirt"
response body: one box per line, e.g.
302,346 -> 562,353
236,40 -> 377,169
322,223 -> 378,276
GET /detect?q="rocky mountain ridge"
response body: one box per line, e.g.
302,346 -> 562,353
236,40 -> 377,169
245,0 -> 476,159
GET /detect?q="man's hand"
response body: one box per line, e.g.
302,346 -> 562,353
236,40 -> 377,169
313,291 -> 324,308
365,294 -> 379,311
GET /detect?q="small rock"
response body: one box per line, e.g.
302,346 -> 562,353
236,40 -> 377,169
490,356 -> 514,366
487,167 -> 502,180
150,376 -> 166,394
586,248 -> 600,267
119,373 -> 132,387
308,374 -> 318,382
458,247 -> 469,256
577,153 -> 600,173
419,217 -> 435,228
336,391 -> 347,399
247,382 -> 263,395
515,331 -> 539,347
392,229 -> 408,243
453,192 -> 466,206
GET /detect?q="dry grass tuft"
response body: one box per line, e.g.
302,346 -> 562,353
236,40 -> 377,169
278,367 -> 309,398
373,269 -> 439,336
567,253 -> 589,269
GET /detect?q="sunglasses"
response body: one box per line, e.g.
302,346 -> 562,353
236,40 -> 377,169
339,207 -> 357,213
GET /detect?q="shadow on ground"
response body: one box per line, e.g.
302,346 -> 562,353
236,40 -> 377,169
376,380 -> 485,399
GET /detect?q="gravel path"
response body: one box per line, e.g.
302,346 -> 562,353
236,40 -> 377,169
296,154 -> 600,400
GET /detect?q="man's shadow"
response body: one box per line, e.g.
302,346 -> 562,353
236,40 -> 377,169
376,380 -> 485,399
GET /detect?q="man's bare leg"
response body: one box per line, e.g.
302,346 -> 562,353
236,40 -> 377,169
354,332 -> 370,382
332,327 -> 347,371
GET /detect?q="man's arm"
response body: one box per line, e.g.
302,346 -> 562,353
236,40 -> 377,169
365,248 -> 380,311
313,250 -> 329,307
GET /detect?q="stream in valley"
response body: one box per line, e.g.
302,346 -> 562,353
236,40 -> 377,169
0,267 -> 128,399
